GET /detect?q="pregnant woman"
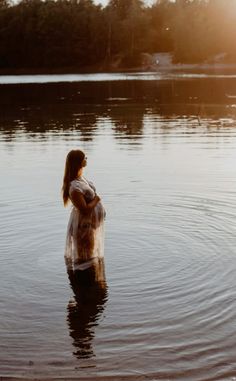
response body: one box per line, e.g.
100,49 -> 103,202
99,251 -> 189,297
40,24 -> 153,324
62,149 -> 106,281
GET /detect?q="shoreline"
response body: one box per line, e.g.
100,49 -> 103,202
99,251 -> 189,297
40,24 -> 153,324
0,376 -> 153,381
0,63 -> 236,76
0,377 -> 155,381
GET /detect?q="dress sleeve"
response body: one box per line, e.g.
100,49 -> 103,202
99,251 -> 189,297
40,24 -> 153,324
87,179 -> 96,192
69,179 -> 85,197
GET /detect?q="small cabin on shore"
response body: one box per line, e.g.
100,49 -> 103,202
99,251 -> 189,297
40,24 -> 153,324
141,52 -> 173,70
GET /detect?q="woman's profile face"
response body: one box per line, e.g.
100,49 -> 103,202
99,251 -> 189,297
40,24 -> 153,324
82,156 -> 87,168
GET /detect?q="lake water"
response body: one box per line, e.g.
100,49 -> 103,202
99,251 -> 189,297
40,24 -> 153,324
1,74 -> 236,381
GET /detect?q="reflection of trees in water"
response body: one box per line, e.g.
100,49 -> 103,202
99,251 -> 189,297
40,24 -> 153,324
0,104 -> 99,142
66,259 -> 108,360
1,80 -> 236,142
110,105 -> 145,140
0,83 -> 102,142
74,111 -> 98,142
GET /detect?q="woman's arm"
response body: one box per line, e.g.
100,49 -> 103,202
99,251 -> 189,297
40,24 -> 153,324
70,190 -> 100,215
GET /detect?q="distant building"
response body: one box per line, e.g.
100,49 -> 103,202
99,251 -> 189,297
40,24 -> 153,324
141,52 -> 173,70
154,53 -> 173,67
208,53 -> 227,64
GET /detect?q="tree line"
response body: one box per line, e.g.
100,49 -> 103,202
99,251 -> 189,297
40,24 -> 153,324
0,0 -> 235,71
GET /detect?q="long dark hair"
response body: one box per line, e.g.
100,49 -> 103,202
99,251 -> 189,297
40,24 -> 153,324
62,149 -> 85,206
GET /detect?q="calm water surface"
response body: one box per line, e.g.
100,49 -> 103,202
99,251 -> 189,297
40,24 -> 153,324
1,74 -> 236,380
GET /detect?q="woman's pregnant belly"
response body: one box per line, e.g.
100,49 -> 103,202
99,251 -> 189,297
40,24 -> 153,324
91,201 -> 106,228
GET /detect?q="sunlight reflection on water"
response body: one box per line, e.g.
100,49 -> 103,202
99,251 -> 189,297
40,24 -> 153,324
1,71 -> 236,84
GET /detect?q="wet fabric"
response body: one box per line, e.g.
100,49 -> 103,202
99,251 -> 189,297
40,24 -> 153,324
65,176 -> 105,271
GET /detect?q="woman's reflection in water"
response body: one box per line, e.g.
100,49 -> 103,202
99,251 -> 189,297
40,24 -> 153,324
66,258 -> 108,359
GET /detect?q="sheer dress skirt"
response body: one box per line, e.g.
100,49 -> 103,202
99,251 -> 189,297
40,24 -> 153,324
64,177 -> 105,275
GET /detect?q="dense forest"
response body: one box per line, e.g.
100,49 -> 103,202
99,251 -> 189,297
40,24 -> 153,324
0,0 -> 236,71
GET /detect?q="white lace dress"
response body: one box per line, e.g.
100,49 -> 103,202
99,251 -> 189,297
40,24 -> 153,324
65,176 -> 106,272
